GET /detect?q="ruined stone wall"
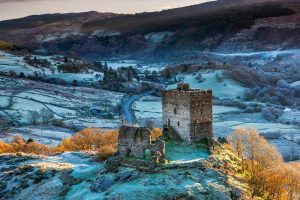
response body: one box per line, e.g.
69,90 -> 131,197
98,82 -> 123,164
118,126 -> 165,161
118,126 -> 152,158
161,91 -> 191,142
190,90 -> 213,141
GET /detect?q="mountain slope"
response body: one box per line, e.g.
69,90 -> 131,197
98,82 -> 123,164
0,0 -> 298,58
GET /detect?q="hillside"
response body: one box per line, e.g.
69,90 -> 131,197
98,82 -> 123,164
0,0 -> 298,58
0,144 -> 253,200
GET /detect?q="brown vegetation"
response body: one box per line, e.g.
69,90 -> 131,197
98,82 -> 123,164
0,40 -> 28,52
57,128 -> 118,159
0,128 -> 119,160
228,128 -> 300,200
0,135 -> 53,154
151,128 -> 163,142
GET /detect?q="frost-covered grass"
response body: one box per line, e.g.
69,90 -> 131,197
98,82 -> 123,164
1,126 -> 75,146
0,51 -> 41,76
133,95 -> 241,120
106,60 -> 139,69
106,59 -> 166,72
290,81 -> 300,88
213,106 -> 241,115
64,118 -> 121,130
167,70 -> 247,99
48,72 -> 103,83
133,95 -> 162,119
279,109 -> 300,124
214,120 -> 299,136
0,51 -> 102,83
165,140 -> 210,163
0,76 -> 124,144
0,96 -> 10,107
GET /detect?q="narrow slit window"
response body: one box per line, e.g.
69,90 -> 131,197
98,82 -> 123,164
177,121 -> 180,127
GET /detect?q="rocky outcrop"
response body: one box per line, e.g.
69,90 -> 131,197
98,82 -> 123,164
0,144 -> 252,200
91,175 -> 115,193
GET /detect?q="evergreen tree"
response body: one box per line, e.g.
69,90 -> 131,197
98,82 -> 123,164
104,61 -> 108,71
151,70 -> 158,81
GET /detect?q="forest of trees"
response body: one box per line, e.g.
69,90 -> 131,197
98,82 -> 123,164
103,66 -> 139,83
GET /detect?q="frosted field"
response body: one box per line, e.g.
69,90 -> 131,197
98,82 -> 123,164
0,51 -> 34,73
0,76 -> 124,144
0,50 -> 53,76
133,95 -> 242,122
48,72 -> 103,83
279,109 -> 300,124
106,60 -> 138,69
1,126 -> 75,146
133,96 -> 162,119
168,70 -> 246,99
291,81 -> 300,88
0,96 -> 10,107
0,51 -> 103,84
64,118 -> 121,130
106,59 -> 166,72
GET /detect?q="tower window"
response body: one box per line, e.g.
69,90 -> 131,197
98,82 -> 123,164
177,121 -> 180,127
174,108 -> 177,114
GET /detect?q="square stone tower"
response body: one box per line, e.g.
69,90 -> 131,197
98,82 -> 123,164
161,83 -> 213,143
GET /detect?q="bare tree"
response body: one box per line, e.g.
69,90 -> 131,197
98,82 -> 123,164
28,110 -> 40,125
40,108 -> 54,124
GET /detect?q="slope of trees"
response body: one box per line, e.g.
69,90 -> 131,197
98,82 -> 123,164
228,128 -> 300,199
82,1 -> 294,35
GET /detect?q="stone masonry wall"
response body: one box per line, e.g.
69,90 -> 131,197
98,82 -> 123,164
118,126 -> 165,161
118,126 -> 151,158
162,91 -> 191,142
190,91 -> 213,141
161,87 -> 213,143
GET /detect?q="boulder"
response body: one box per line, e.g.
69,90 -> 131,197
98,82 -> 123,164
90,175 -> 114,193
115,170 -> 139,183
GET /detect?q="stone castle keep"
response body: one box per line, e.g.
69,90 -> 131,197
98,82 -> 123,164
118,83 -> 213,161
161,83 -> 213,142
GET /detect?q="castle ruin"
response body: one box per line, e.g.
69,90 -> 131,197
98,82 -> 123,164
161,83 -> 213,143
118,126 -> 165,162
117,83 -> 213,163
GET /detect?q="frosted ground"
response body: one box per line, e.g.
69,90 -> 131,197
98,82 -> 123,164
0,50 -> 103,84
133,70 -> 300,160
0,76 -> 124,145
0,149 -> 242,200
0,51 -> 49,76
167,70 -> 246,100
106,59 -> 166,72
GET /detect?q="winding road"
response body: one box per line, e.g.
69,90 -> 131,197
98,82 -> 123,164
121,90 -> 155,125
